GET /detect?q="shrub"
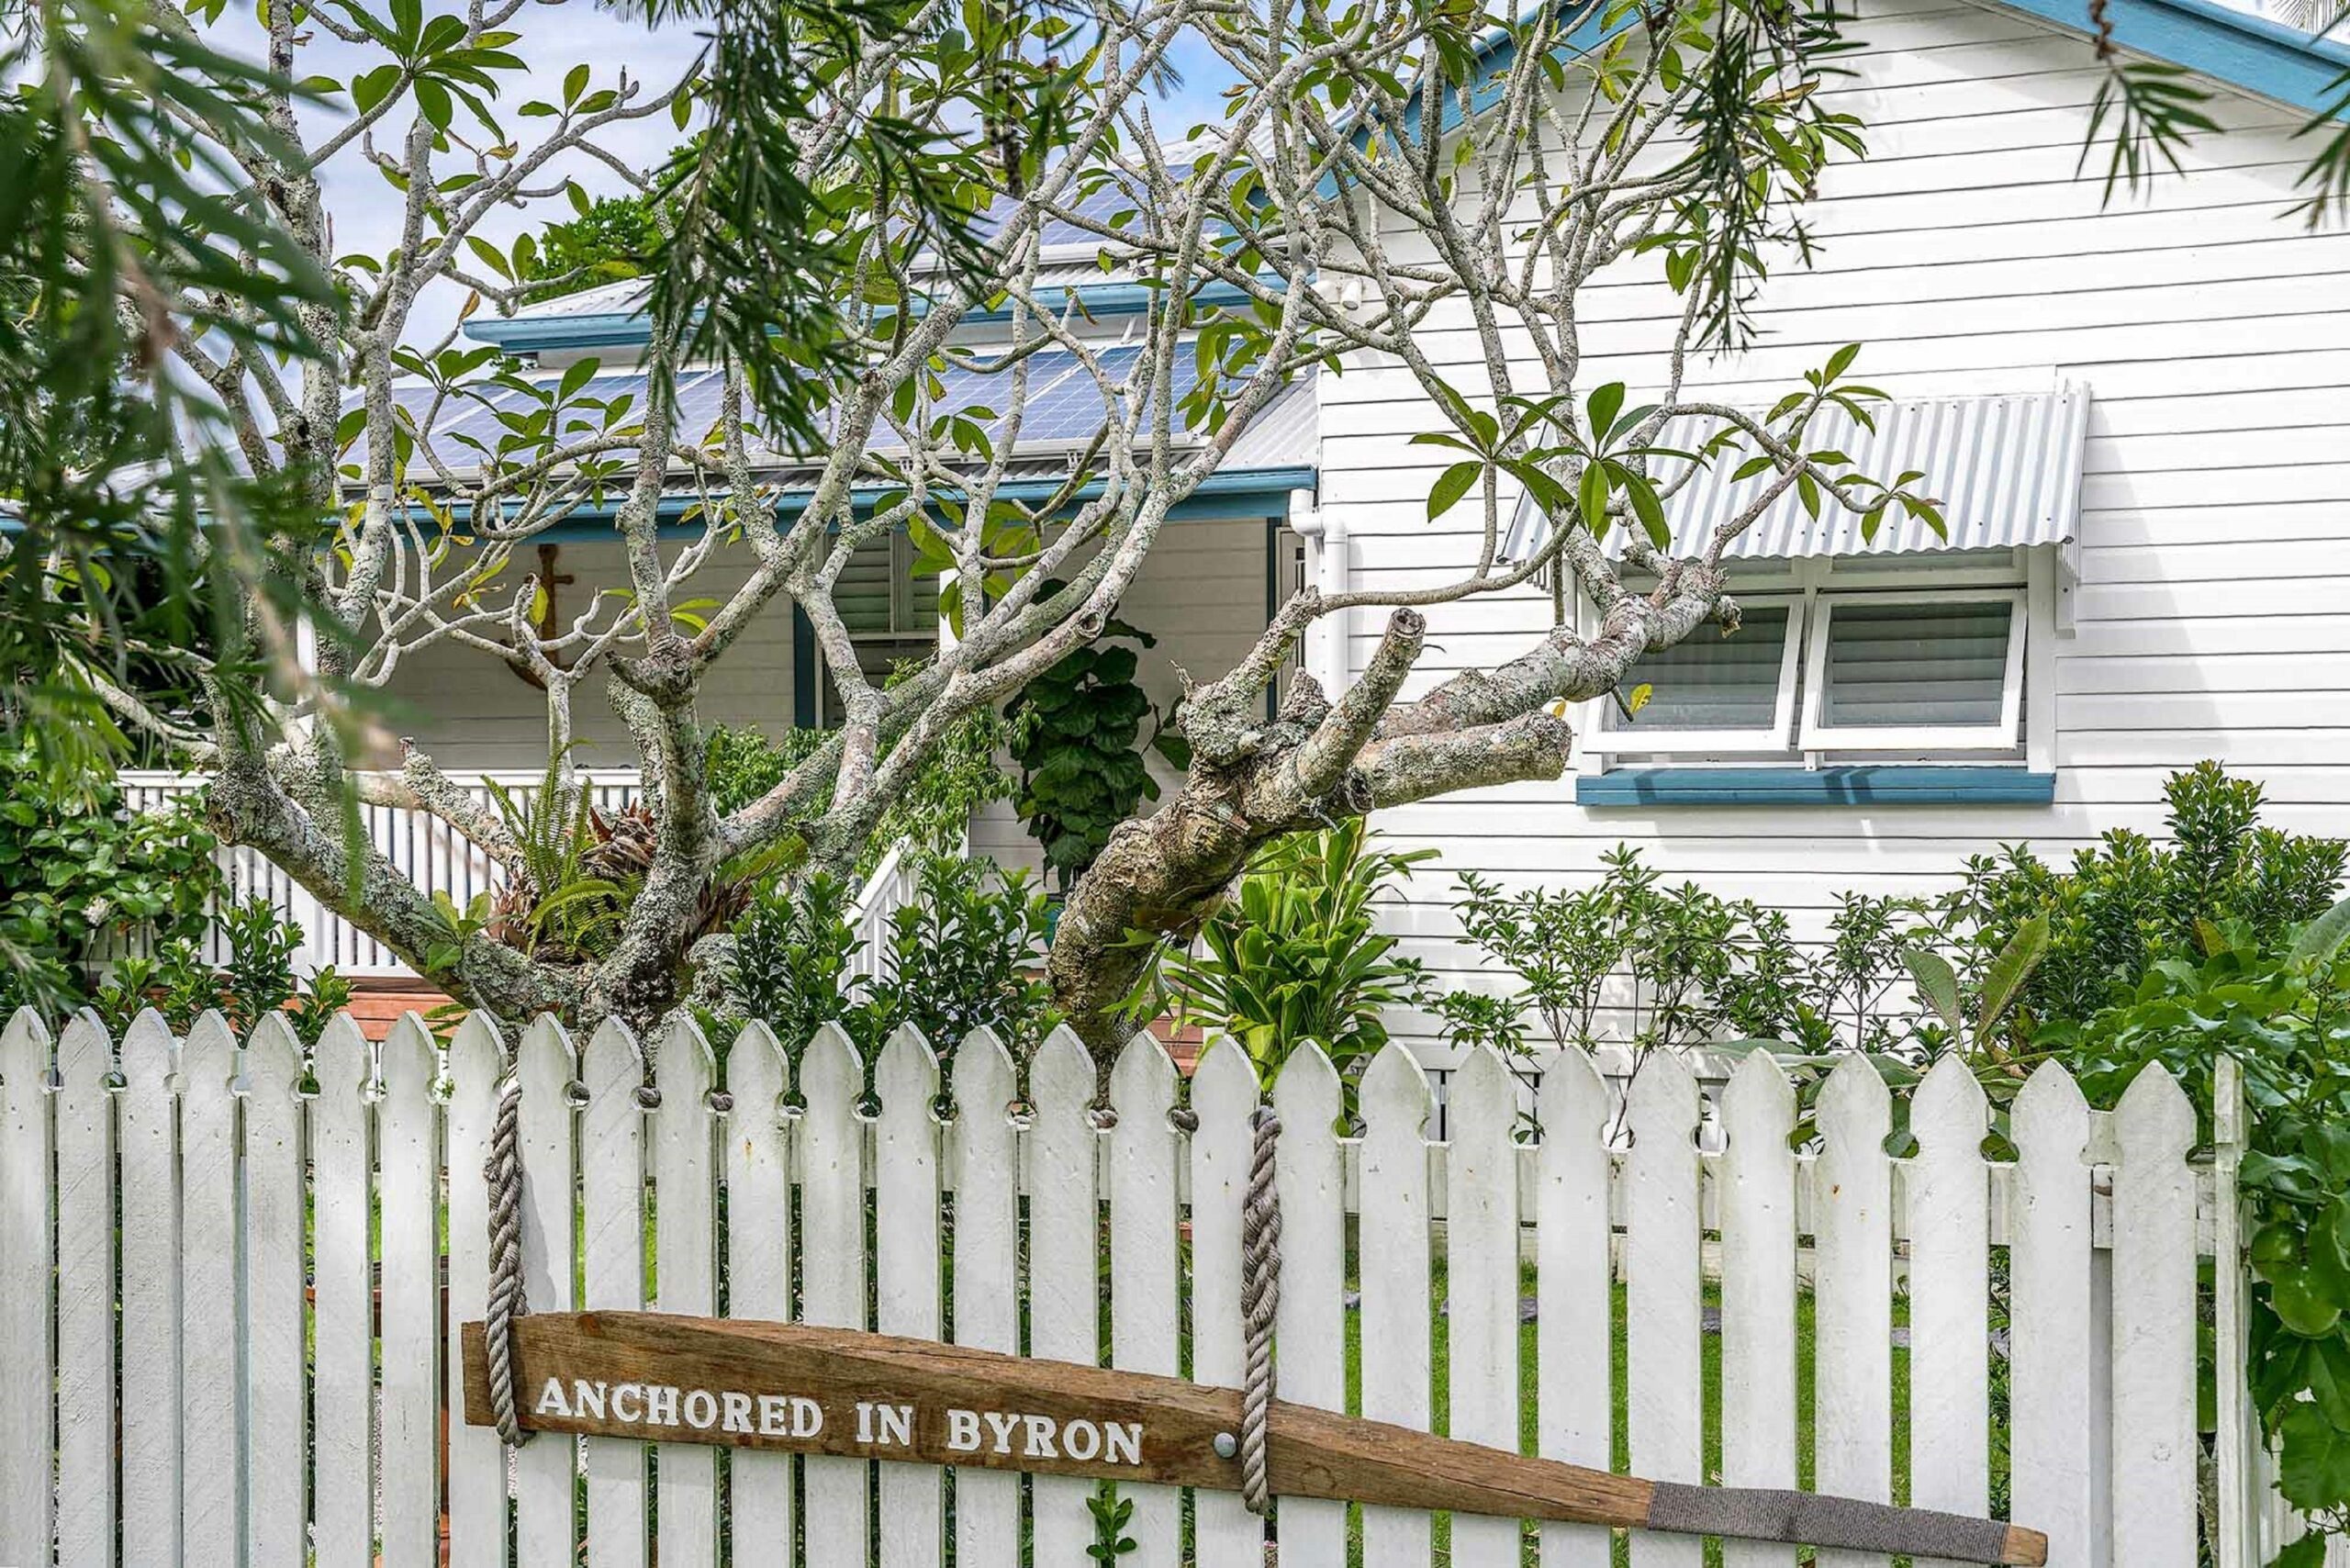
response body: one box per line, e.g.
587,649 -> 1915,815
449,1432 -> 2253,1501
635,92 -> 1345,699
1943,761 -> 2345,1038
1146,820 -> 1434,1079
0,747 -> 220,1018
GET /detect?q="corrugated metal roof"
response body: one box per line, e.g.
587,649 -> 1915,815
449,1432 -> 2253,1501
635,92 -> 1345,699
1501,386 -> 2090,563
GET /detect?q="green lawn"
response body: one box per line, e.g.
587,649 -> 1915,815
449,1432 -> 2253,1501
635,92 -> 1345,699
1334,1261 -> 1942,1568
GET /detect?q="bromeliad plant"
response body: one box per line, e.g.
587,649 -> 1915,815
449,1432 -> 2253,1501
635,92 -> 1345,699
1138,819 -> 1434,1080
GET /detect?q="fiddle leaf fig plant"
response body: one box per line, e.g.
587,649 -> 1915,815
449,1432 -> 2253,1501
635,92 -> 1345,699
1007,611 -> 1178,890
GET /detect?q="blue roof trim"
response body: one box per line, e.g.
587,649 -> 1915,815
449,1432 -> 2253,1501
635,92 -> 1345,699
1993,0 -> 2350,115
469,277 -> 1274,353
515,463 -> 1315,542
1576,766 -> 2058,807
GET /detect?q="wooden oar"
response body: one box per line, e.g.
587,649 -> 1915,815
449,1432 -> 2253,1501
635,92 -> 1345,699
462,1311 -> 2046,1565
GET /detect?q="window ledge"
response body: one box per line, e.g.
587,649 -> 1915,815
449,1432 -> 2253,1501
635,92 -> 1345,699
1575,766 -> 2055,808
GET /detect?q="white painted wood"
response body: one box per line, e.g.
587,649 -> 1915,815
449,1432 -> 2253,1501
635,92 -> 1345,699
117,1011 -> 181,1568
876,1026 -> 944,1568
1814,1055 -> 1895,1568
1360,1041 -> 1436,1568
1718,1050 -> 1797,1568
1270,1042 -> 1348,1568
1623,1047 -> 1702,1568
311,1010 -> 376,1568
2009,1061 -> 2097,1568
2111,1064 -> 2199,1568
799,1023 -> 869,1568
179,1014 -> 239,1564
444,1014 -> 511,1567
1447,1046 -> 1525,1568
0,1010 -> 54,1568
1190,1039 -> 1265,1562
581,1016 -> 650,1568
517,1015 -> 582,1568
379,1014 -> 443,1568
947,1028 -> 1021,1565
243,1013 -> 309,1568
1535,1045 -> 1613,1568
722,1022 -> 794,1562
654,1018 -> 722,1568
55,1013 -> 116,1568
1906,1054 -> 1991,1566
1108,1033 -> 1183,1568
2213,1056 -> 2255,1568
1028,1025 -> 1102,1568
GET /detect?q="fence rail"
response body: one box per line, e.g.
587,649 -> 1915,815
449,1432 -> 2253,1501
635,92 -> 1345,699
0,1006 -> 2281,1567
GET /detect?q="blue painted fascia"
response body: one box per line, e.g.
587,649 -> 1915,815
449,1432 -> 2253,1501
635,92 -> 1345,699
1994,0 -> 2350,115
1576,766 -> 2058,807
467,276 -> 1279,354
512,463 -> 1315,542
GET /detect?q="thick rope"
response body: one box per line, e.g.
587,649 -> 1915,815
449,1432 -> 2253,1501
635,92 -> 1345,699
1238,1107 -> 1281,1515
484,1075 -> 531,1448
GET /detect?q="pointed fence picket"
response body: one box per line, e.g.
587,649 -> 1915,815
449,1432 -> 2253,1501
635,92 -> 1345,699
0,1008 -> 2255,1568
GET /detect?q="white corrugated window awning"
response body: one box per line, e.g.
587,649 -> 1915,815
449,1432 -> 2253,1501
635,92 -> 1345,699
1501,386 -> 2091,564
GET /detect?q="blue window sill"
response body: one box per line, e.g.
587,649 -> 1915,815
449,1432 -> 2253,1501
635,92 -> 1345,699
1575,766 -> 2056,807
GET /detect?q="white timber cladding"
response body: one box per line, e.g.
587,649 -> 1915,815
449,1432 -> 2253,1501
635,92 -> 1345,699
384,515 -> 1273,780
1315,0 -> 2350,1060
0,1008 -> 2256,1565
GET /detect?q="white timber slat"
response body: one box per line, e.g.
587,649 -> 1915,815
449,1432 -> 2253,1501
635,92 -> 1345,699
55,1013 -> 116,1568
799,1023 -> 869,1568
517,1015 -> 582,1568
1536,1045 -> 1614,1568
582,1017 -> 650,1568
1028,1026 -> 1102,1568
1906,1055 -> 1991,1568
311,1011 -> 376,1568
2110,1064 -> 2199,1568
179,1014 -> 239,1565
379,1014 -> 442,1568
1189,1040 -> 1265,1562
118,1010 -> 181,1568
1109,1033 -> 1183,1568
947,1028 -> 1021,1564
655,1017 -> 720,1568
2009,1062 -> 2097,1568
1814,1056 -> 1895,1568
722,1024 -> 794,1562
0,1010 -> 54,1568
2214,1057 -> 2255,1568
876,1026 -> 945,1568
1718,1051 -> 1797,1568
1270,1043 -> 1348,1568
1624,1047 -> 1702,1568
1447,1047 -> 1525,1568
445,1014 -> 511,1566
243,1014 -> 308,1567
1360,1042 -> 1436,1568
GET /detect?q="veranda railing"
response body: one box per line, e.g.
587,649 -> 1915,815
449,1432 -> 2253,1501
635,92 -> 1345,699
0,1007 -> 2285,1568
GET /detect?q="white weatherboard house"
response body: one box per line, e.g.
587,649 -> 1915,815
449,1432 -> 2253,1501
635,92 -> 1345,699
335,0 -> 2349,1055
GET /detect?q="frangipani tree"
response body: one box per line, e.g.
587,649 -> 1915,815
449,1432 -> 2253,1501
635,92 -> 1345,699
50,0 -> 1945,1048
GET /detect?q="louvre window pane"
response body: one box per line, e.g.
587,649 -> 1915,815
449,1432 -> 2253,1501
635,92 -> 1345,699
835,537 -> 896,635
1821,599 -> 2012,729
1619,605 -> 1789,732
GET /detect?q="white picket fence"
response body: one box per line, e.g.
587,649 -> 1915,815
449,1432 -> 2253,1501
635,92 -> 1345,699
0,1006 -> 2279,1568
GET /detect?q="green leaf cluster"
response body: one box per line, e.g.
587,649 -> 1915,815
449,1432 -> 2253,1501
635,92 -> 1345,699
1006,617 -> 1170,890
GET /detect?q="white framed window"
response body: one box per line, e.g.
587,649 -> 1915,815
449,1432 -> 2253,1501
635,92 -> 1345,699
1797,588 -> 2026,753
816,531 -> 939,727
1588,596 -> 1805,756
